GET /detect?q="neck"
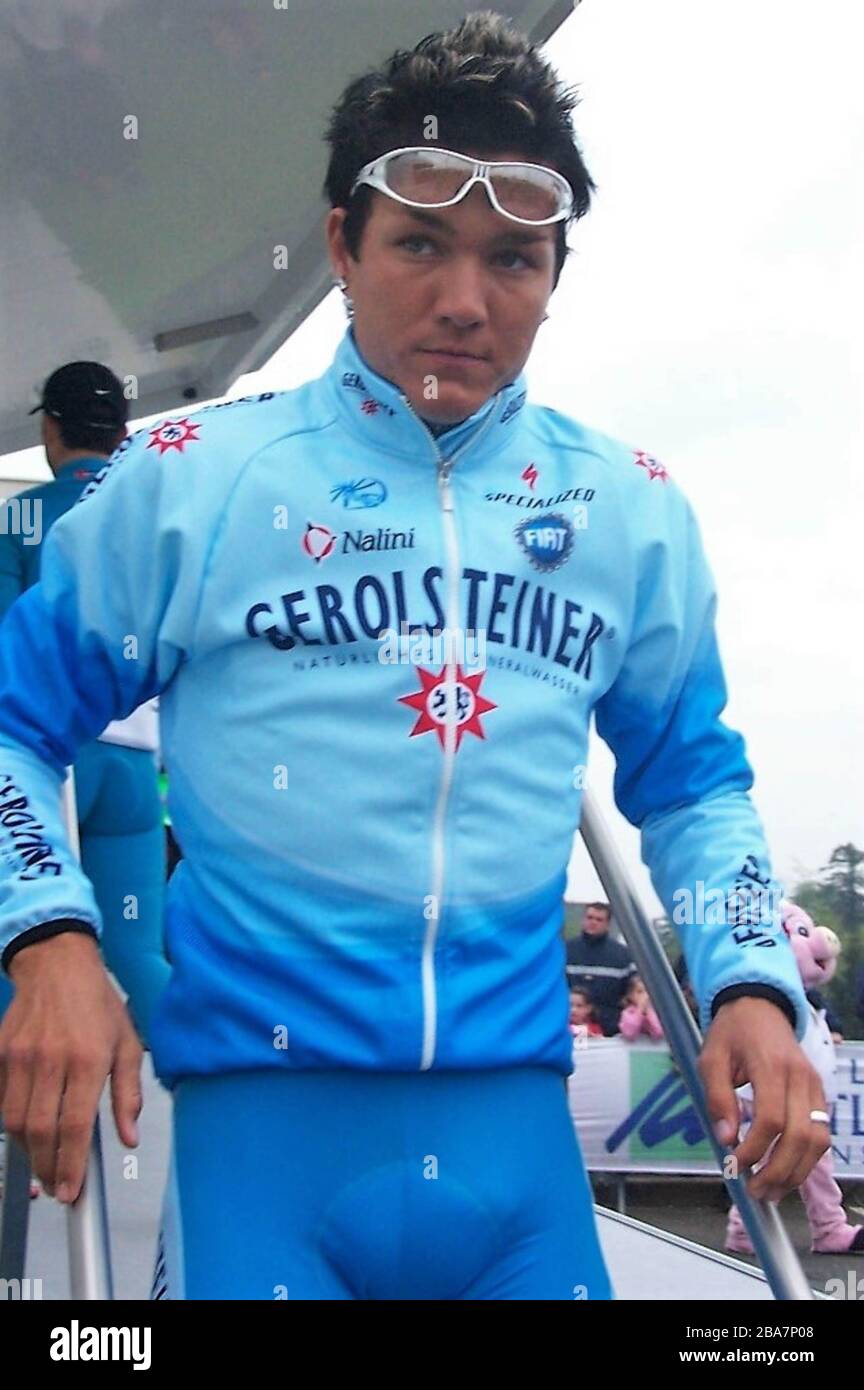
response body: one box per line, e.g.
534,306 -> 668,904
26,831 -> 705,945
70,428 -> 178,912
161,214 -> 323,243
421,416 -> 467,437
49,449 -> 110,478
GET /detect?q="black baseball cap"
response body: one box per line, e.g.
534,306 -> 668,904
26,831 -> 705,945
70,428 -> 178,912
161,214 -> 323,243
28,361 -> 128,430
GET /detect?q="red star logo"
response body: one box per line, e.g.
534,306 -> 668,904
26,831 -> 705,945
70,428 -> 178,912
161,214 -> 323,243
147,418 -> 202,456
632,449 -> 669,482
398,665 -> 497,751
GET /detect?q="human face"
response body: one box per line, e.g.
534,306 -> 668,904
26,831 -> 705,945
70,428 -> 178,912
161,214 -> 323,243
582,907 -> 610,937
629,979 -> 648,1010
569,992 -> 591,1026
326,150 -> 558,424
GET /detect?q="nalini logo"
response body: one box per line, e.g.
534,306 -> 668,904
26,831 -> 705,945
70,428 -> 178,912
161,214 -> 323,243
514,512 -> 575,573
330,478 -> 388,510
301,522 -> 337,563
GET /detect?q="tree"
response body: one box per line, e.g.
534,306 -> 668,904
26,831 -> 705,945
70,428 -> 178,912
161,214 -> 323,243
820,844 -> 864,933
793,844 -> 864,1040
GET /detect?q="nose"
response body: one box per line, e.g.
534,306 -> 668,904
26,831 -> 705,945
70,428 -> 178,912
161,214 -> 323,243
432,254 -> 489,330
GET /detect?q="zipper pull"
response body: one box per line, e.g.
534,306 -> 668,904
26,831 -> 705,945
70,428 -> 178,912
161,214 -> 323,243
438,461 -> 454,512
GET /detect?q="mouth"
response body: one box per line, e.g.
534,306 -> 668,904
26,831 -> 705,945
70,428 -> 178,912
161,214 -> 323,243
419,348 -> 489,365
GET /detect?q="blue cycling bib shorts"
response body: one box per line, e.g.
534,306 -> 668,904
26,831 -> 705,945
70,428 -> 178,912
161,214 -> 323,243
153,1068 -> 612,1301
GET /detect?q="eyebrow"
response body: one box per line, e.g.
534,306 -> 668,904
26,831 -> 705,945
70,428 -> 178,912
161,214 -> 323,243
402,207 -> 552,245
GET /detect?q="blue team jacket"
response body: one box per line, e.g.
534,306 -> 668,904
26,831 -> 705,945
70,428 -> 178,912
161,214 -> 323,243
0,458 -> 106,615
0,326 -> 807,1083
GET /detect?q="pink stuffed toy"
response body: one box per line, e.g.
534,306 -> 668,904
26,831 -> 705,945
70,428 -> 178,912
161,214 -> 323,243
726,901 -> 864,1256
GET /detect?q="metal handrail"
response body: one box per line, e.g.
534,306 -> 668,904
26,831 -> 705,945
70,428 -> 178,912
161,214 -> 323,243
60,771 -> 114,1300
0,1129 -> 31,1286
579,789 -> 813,1301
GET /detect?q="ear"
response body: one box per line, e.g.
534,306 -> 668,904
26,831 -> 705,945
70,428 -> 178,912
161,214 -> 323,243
325,207 -> 353,283
43,414 -> 60,451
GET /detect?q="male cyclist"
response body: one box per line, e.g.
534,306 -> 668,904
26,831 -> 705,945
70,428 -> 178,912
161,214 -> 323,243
0,14 -> 829,1299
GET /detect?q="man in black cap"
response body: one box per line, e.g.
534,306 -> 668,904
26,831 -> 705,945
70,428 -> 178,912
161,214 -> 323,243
0,362 -> 128,604
0,363 -> 170,1044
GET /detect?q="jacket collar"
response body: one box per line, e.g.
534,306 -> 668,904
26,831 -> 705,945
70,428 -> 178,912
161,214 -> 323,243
54,457 -> 107,482
326,325 -> 528,463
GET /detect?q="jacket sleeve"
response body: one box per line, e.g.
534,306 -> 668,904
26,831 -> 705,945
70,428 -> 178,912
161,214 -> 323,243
618,1004 -> 642,1040
645,1005 -> 665,1040
0,431 -> 222,971
594,480 -> 809,1042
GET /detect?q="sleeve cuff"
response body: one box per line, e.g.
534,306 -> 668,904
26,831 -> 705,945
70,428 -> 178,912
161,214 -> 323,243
710,983 -> 797,1031
2,919 -> 99,975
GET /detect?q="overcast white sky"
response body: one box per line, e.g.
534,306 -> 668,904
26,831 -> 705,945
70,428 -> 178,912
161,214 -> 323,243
3,0 -> 861,913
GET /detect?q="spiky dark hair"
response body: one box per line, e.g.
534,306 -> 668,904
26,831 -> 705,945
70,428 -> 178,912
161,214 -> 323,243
323,11 -> 595,287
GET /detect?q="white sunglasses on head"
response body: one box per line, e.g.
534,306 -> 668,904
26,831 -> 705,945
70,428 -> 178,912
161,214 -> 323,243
349,146 -> 573,226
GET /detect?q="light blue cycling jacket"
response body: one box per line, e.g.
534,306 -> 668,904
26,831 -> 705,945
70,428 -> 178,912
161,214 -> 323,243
0,326 -> 807,1082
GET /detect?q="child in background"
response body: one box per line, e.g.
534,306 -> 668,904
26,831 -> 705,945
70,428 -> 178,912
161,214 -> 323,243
619,975 -> 665,1040
569,987 -> 604,1039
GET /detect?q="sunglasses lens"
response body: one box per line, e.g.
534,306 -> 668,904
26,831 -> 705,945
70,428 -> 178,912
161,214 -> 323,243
490,164 -> 568,221
386,151 -> 470,204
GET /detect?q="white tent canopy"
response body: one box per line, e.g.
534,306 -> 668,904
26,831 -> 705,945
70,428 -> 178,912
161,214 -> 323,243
0,0 -> 575,464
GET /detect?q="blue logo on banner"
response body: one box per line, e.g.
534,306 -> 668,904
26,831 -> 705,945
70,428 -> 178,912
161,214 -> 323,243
605,1073 -> 707,1152
514,511 -> 574,572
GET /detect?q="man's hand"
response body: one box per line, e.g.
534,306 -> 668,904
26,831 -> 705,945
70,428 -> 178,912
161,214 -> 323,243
0,933 -> 142,1203
699,996 -> 830,1202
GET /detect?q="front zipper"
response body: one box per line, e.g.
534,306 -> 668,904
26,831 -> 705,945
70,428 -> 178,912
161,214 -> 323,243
398,395 -> 501,1070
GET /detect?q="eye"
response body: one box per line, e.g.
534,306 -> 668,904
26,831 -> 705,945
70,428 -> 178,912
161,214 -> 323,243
495,248 -> 534,270
797,925 -> 809,936
397,234 -> 436,256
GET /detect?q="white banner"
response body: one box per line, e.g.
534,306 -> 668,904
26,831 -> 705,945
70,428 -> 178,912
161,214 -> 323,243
568,1037 -> 864,1180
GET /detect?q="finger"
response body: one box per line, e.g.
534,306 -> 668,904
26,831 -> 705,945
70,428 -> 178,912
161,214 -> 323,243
748,1062 -> 813,1201
23,1050 -> 68,1196
110,1028 -> 143,1150
784,1075 -> 832,1192
0,1035 -> 39,1151
733,1071 -> 786,1178
698,1044 -> 741,1148
53,1061 -> 106,1204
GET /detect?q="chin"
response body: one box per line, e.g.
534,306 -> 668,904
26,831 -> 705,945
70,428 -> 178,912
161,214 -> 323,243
415,385 -> 488,424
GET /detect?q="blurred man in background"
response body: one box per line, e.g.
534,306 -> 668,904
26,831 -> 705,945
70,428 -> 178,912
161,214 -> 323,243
566,903 -> 636,1036
0,362 -> 169,1040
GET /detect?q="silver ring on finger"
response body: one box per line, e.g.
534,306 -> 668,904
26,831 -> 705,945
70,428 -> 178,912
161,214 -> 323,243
809,1109 -> 830,1125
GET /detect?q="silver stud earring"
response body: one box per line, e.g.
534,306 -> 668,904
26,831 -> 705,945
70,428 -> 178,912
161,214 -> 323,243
336,277 -> 354,319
